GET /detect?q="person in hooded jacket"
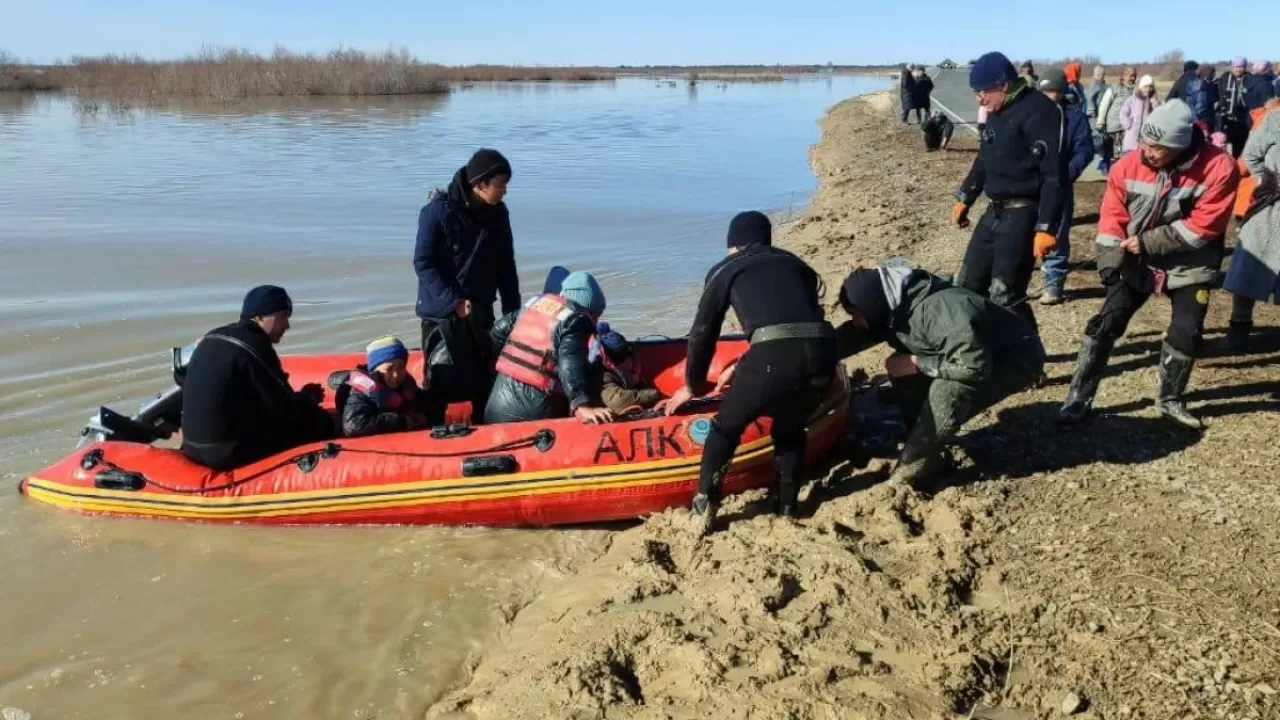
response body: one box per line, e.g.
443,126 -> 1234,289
836,262 -> 1045,488
1039,70 -> 1096,305
665,211 -> 837,533
180,285 -> 335,471
1064,62 -> 1087,115
484,271 -> 614,425
1060,101 -> 1238,430
340,336 -> 444,437
951,51 -> 1067,331
588,322 -> 666,414
415,152 -> 520,342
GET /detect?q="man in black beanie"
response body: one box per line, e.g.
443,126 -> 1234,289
414,148 -> 521,419
835,261 -> 1044,488
180,285 -> 335,470
665,211 -> 838,534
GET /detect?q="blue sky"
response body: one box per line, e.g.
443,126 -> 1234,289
4,0 -> 1273,66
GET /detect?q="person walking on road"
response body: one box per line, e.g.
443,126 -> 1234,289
1059,101 -> 1239,430
950,52 -> 1067,331
1120,75 -> 1160,154
900,64 -> 918,124
1039,70 -> 1095,305
909,66 -> 934,122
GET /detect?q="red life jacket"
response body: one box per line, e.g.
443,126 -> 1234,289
495,294 -> 576,393
346,369 -> 417,412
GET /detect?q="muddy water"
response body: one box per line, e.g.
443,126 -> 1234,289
0,76 -> 885,718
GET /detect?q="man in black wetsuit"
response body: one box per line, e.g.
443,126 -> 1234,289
665,212 -> 838,534
950,51 -> 1067,331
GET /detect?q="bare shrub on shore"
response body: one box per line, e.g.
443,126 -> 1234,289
1029,49 -> 1203,81
0,49 -> 64,91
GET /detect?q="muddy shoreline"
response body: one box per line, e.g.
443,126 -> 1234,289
423,91 -> 1280,719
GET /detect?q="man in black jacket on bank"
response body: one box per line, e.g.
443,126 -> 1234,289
665,212 -> 838,534
180,285 -> 335,471
950,51 -> 1067,331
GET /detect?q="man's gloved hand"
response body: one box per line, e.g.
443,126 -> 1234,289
950,203 -> 970,229
1033,232 -> 1057,259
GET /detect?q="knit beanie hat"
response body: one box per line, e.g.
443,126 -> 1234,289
1039,69 -> 1069,94
240,285 -> 292,320
1141,100 -> 1196,149
839,269 -> 893,332
1138,74 -> 1155,89
1232,57 -> 1248,69
366,336 -> 409,370
969,52 -> 1019,92
465,148 -> 512,186
1064,63 -> 1082,84
560,271 -> 607,315
726,210 -> 772,248
593,321 -> 633,362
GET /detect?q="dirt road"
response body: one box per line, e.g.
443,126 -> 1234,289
425,91 -> 1280,720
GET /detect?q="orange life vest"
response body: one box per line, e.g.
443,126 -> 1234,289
346,369 -> 417,411
495,294 -> 575,393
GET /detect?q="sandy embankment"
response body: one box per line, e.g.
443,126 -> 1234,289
426,91 -> 1280,720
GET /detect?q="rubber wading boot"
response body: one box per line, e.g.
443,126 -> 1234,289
1219,320 -> 1252,354
887,426 -> 948,490
1058,335 -> 1115,423
774,452 -> 802,518
1157,343 -> 1204,430
689,466 -> 727,537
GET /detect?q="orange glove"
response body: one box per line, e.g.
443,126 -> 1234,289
1033,232 -> 1057,259
950,203 -> 970,229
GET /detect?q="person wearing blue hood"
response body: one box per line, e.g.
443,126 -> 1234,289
484,271 -> 614,424
836,262 -> 1045,489
951,51 -> 1067,331
1038,70 -> 1095,305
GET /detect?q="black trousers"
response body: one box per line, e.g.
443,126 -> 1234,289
1231,293 -> 1257,325
420,303 -> 498,423
957,202 -> 1040,330
698,339 -> 837,501
901,105 -> 927,124
1222,117 -> 1249,160
1085,278 -> 1213,356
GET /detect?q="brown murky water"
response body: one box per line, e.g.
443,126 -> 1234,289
0,77 -> 883,718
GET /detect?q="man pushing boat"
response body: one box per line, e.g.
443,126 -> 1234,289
666,211 -> 838,534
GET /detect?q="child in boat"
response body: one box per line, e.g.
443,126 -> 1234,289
341,336 -> 443,437
589,322 -> 665,414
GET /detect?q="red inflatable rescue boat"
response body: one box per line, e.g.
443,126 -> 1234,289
20,338 -> 850,526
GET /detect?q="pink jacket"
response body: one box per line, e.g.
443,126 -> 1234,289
1119,93 -> 1159,152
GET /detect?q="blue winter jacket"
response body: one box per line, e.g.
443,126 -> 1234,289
414,168 -> 521,322
1063,104 -> 1095,183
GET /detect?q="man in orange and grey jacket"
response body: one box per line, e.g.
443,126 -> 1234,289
1059,100 -> 1239,430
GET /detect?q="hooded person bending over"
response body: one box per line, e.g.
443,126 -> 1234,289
180,285 -> 335,471
484,271 -> 614,425
341,336 -> 444,438
589,322 -> 665,414
837,262 -> 1045,488
665,212 -> 837,532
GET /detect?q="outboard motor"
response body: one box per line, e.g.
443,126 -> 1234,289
77,341 -> 199,447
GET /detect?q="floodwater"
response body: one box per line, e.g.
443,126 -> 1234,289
0,75 -> 886,718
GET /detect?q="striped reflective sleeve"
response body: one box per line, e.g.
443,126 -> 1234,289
1171,220 -> 1210,248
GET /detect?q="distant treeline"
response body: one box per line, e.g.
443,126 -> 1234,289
0,47 -> 897,103
1021,50 -> 1248,81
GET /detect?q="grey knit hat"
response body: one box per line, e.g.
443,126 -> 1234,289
1140,100 -> 1195,150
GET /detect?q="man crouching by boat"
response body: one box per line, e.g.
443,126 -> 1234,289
484,271 -> 615,425
665,211 -> 838,533
836,261 -> 1045,489
341,336 -> 444,437
180,285 -> 336,471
